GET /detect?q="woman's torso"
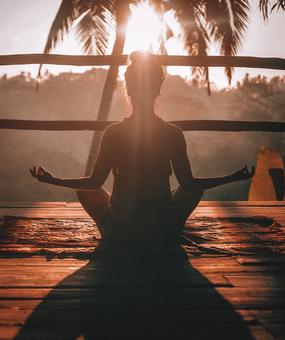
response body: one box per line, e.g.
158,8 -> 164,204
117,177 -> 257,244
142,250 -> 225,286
110,115 -> 174,207
105,115 -> 180,236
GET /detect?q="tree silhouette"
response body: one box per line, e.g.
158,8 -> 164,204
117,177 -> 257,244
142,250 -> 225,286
259,0 -> 285,19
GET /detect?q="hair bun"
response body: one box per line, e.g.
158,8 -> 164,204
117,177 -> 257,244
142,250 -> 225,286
124,51 -> 165,97
129,51 -> 157,67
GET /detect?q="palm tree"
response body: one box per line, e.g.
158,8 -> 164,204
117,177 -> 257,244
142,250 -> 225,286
259,0 -> 285,19
41,0 -> 258,174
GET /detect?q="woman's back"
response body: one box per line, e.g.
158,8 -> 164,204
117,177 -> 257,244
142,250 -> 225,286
110,115 -> 175,208
106,114 -> 181,241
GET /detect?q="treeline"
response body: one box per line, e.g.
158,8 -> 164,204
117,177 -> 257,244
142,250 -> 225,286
0,69 -> 284,201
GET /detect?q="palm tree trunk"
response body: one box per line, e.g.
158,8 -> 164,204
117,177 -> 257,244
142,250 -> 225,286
85,6 -> 129,175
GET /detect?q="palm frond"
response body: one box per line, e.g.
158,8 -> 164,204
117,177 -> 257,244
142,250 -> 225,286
259,0 -> 285,19
206,0 -> 249,84
168,1 -> 208,55
37,0 -> 116,87
167,1 -> 211,92
43,0 -> 77,54
37,0 -> 78,87
259,0 -> 270,19
75,9 -> 110,55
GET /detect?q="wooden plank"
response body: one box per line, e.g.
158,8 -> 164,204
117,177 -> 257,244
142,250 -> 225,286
0,202 -> 66,208
198,201 -> 285,206
0,202 -> 284,339
235,257 -> 285,266
1,119 -> 285,132
0,287 -> 284,300
193,265 -> 283,274
0,262 -> 281,276
0,327 -> 20,340
251,310 -> 285,324
193,206 -> 285,212
2,201 -> 285,208
0,273 -> 231,288
0,325 -> 271,340
1,54 -> 285,69
0,258 -> 88,267
190,257 -> 241,266
0,308 -> 255,325
0,291 -> 283,310
224,274 -> 285,288
1,204 -> 285,218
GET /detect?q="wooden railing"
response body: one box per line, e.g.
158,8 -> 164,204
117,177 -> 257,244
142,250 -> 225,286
1,54 -> 284,133
1,119 -> 285,132
1,54 -> 285,70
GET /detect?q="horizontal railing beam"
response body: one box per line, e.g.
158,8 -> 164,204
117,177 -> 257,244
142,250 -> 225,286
0,54 -> 285,70
1,119 -> 285,132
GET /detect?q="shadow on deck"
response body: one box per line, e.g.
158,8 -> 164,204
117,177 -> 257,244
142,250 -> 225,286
0,202 -> 285,339
14,249 -> 254,340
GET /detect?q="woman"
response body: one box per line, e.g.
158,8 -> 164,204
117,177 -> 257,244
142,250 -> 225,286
30,51 -> 254,248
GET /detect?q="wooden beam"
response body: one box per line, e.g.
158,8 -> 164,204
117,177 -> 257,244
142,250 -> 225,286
1,119 -> 285,132
0,54 -> 285,70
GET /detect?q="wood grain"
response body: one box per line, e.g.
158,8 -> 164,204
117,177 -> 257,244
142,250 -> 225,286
0,202 -> 284,339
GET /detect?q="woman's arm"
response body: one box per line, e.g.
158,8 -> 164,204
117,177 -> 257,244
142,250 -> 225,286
30,126 -> 114,190
30,166 -> 100,190
171,126 -> 255,191
191,166 -> 255,190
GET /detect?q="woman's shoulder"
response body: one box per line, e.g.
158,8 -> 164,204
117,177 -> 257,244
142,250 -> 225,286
157,117 -> 183,136
103,121 -> 124,135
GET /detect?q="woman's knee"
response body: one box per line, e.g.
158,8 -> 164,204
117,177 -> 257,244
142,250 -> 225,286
173,185 -> 204,200
76,189 -> 110,210
76,190 -> 91,203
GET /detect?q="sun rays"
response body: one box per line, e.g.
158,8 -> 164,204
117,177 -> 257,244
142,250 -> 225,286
124,2 -> 164,54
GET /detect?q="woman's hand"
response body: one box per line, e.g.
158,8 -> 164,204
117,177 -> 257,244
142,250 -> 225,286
232,165 -> 255,181
30,166 -> 54,184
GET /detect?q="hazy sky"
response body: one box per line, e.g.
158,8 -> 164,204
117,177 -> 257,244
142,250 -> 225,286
0,0 -> 284,87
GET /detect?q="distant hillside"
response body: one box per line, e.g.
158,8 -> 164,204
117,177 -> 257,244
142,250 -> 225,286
0,70 -> 284,201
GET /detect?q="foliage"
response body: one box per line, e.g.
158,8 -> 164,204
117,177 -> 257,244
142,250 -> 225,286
231,74 -> 285,121
0,70 -> 284,201
43,0 -> 251,85
259,0 -> 285,19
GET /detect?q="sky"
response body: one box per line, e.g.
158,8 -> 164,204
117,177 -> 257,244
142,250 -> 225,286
0,0 -> 284,88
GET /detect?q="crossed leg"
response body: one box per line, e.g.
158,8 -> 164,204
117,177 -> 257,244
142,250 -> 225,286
172,185 -> 204,236
77,186 -> 204,245
76,188 -> 110,238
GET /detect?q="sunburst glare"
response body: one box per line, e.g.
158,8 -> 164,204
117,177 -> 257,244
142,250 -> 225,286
124,1 -> 163,54
122,3 -> 191,80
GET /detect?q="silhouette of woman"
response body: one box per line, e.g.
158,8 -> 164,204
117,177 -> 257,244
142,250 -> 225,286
30,51 -> 255,248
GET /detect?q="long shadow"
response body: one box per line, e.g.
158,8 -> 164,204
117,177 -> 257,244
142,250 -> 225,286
15,248 -> 254,340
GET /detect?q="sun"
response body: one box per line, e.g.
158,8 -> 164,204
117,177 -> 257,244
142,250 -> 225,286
121,2 -> 192,80
124,2 -> 163,54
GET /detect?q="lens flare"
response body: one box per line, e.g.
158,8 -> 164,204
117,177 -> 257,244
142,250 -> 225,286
125,1 -> 163,53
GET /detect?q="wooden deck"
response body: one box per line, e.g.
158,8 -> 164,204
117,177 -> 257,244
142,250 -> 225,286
0,201 -> 284,340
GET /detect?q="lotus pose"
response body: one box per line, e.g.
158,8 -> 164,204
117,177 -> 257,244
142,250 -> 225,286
30,52 -> 255,248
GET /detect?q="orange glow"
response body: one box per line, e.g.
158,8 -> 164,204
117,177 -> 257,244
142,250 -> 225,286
121,2 -> 191,79
124,2 -> 163,53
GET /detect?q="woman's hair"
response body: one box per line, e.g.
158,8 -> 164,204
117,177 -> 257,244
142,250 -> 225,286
124,51 -> 165,98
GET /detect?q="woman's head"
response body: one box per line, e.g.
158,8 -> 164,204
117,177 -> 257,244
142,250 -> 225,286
124,51 -> 165,102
